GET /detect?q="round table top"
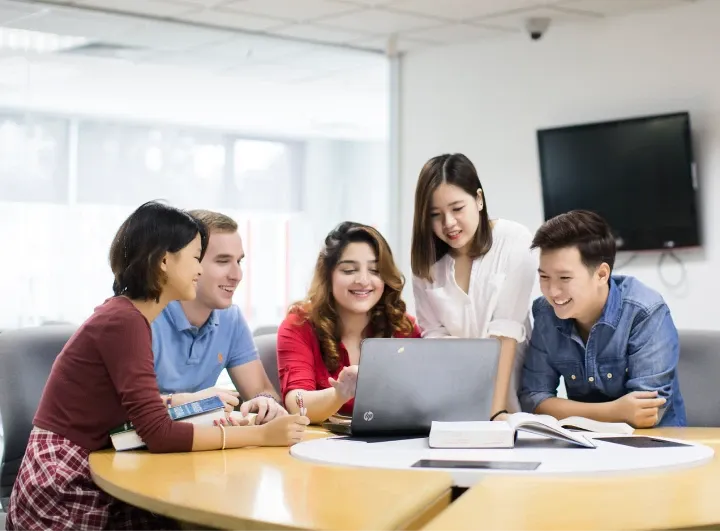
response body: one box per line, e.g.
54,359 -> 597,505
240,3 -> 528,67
90,426 -> 720,531
289,428 -> 714,487
89,428 -> 453,530
423,427 -> 720,531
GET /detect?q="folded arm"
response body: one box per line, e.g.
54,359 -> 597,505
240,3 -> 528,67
624,305 -> 680,426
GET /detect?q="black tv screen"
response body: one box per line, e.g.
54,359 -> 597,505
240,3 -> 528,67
537,112 -> 700,251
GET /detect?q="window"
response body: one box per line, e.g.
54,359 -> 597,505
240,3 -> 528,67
228,138 -> 302,211
76,121 -> 228,207
0,113 -> 68,203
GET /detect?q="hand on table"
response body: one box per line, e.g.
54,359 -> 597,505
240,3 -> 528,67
239,395 -> 288,424
260,414 -> 310,446
613,391 -> 666,428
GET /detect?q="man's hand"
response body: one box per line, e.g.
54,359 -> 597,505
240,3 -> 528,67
612,391 -> 666,428
328,365 -> 358,402
191,387 -> 241,413
239,395 -> 288,424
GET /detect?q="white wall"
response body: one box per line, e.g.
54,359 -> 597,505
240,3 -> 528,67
398,0 -> 720,330
287,139 -> 391,311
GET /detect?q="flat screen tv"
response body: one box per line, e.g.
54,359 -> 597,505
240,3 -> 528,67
536,112 -> 700,251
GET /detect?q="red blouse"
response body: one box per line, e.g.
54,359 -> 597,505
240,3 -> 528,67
277,312 -> 422,414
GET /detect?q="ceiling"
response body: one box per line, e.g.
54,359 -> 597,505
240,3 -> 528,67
12,0 -> 701,53
0,0 -> 702,139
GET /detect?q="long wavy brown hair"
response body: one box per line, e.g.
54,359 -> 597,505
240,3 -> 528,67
289,221 -> 414,372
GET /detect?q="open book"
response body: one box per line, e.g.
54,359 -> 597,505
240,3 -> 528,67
553,415 -> 633,435
429,413 -> 631,449
110,396 -> 255,451
325,413 -> 352,426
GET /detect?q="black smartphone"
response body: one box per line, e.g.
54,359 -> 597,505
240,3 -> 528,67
595,436 -> 691,448
411,459 -> 540,470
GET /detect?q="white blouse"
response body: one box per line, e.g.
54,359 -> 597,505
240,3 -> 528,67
412,219 -> 538,412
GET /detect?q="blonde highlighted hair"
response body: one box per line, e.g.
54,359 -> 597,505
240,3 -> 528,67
187,209 -> 238,234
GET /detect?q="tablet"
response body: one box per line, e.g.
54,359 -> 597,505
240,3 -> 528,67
411,459 -> 540,470
595,436 -> 692,448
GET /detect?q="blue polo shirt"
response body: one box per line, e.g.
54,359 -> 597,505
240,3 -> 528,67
151,301 -> 258,394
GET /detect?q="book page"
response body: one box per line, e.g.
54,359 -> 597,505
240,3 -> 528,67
326,414 -> 351,425
507,413 -> 595,448
506,412 -> 557,430
559,416 -> 634,435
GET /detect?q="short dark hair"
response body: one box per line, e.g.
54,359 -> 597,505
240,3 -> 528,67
109,201 -> 208,301
411,153 -> 493,281
531,210 -> 616,272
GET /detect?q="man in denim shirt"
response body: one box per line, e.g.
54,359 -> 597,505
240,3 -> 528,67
520,210 -> 686,427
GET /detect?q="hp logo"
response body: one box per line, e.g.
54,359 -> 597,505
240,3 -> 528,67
363,411 -> 374,422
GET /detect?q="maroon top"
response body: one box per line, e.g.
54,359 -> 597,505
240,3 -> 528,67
34,296 -> 193,453
277,312 -> 422,414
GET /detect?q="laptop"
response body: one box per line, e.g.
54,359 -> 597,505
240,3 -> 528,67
323,337 -> 501,437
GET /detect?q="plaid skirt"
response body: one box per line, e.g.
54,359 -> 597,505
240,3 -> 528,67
6,427 -> 179,531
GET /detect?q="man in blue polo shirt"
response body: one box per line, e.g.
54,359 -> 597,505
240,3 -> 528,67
152,209 -> 286,423
519,210 -> 686,428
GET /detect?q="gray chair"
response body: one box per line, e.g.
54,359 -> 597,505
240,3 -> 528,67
253,325 -> 278,338
677,330 -> 720,427
0,325 -> 76,510
255,333 -> 280,395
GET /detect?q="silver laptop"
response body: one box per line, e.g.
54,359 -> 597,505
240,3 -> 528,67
325,337 -> 500,437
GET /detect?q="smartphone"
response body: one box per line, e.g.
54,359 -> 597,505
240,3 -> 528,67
412,459 -> 540,470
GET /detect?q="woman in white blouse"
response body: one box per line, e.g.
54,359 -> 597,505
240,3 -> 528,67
411,153 -> 537,416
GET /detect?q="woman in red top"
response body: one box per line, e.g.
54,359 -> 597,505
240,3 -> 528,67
277,221 -> 421,422
6,201 -> 309,531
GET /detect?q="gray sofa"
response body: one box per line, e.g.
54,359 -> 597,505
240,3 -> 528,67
677,329 -> 720,427
0,324 -> 76,512
255,333 -> 280,396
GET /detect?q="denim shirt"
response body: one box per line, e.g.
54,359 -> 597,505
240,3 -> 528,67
519,275 -> 686,427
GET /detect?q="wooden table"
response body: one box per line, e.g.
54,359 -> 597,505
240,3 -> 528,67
89,428 -> 453,530
91,427 -> 720,531
422,427 -> 720,531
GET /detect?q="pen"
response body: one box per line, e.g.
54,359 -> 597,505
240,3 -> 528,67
295,390 -> 306,417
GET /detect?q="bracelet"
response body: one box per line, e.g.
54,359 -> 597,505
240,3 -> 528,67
490,409 -> 508,421
165,394 -> 173,409
254,392 -> 283,405
218,423 -> 226,450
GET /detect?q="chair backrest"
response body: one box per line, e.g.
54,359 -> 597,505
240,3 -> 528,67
0,325 -> 76,498
254,333 -> 280,395
677,329 -> 720,427
253,325 -> 278,337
